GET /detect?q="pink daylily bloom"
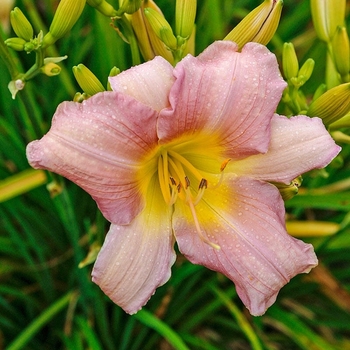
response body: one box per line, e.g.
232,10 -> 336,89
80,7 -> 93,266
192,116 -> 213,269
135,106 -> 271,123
26,41 -> 340,316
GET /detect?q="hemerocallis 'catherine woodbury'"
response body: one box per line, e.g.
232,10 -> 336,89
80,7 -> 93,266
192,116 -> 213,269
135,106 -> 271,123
26,41 -> 340,316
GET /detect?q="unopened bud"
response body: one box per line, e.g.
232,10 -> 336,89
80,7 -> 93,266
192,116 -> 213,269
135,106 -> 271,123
10,7 -> 34,41
42,0 -> 86,47
144,7 -> 177,50
310,0 -> 346,42
282,42 -> 299,80
272,176 -> 302,201
286,221 -> 339,237
175,0 -> 196,38
127,0 -> 173,63
5,37 -> 26,51
41,62 -> 61,76
332,26 -> 350,80
224,0 -> 282,49
296,58 -> 315,86
307,82 -> 350,125
73,64 -> 105,96
107,66 -> 120,90
118,0 -> 142,15
87,0 -> 117,16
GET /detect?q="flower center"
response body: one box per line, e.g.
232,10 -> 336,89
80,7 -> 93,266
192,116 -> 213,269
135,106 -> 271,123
155,147 -> 230,250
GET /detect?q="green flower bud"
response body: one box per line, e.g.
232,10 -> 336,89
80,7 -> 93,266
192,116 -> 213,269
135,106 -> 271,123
296,58 -> 315,86
127,1 -> 173,63
5,37 -> 26,51
42,0 -> 86,47
224,0 -> 283,49
87,0 -> 117,16
331,130 -> 350,144
282,42 -> 299,80
310,0 -> 346,42
107,66 -> 120,90
312,83 -> 327,102
332,26 -> 350,80
307,82 -> 350,125
118,0 -> 142,15
272,176 -> 302,201
10,7 -> 34,41
175,0 -> 196,39
73,64 -> 105,96
286,221 -> 339,238
144,7 -> 177,50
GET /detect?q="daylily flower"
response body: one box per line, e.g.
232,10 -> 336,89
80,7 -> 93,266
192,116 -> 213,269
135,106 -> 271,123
26,41 -> 340,316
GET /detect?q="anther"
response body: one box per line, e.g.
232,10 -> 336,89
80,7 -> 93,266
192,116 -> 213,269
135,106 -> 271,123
198,178 -> 208,189
185,176 -> 190,189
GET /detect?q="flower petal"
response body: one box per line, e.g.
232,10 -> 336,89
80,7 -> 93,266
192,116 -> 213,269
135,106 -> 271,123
173,176 -> 317,316
230,115 -> 341,183
158,41 -> 287,159
109,56 -> 174,112
26,91 -> 158,224
92,176 -> 176,314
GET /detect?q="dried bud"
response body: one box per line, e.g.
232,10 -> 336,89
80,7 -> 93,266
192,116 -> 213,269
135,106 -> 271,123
10,7 -> 34,41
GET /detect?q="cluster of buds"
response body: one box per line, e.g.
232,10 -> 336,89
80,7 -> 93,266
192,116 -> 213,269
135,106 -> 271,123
281,42 -> 315,114
311,0 -> 349,85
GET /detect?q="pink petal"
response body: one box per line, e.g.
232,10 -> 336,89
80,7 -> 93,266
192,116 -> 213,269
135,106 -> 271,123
158,41 -> 287,159
109,56 -> 174,112
230,115 -> 341,183
26,91 -> 158,224
92,179 -> 176,314
173,176 -> 317,316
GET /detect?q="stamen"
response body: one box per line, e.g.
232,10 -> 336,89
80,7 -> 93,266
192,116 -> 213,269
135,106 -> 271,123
194,178 -> 207,205
169,177 -> 178,205
168,150 -> 203,182
158,155 -> 171,205
187,198 -> 220,250
185,176 -> 190,189
212,158 -> 231,189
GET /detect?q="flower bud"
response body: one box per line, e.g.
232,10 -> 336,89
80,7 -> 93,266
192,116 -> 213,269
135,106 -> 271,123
118,0 -> 142,15
41,62 -> 61,76
73,64 -> 105,96
272,176 -> 302,201
307,82 -> 350,125
175,0 -> 196,39
286,221 -> 339,237
282,42 -> 299,80
332,26 -> 349,80
310,0 -> 346,42
87,0 -> 117,16
107,66 -> 120,90
224,0 -> 282,49
144,7 -> 177,50
10,7 -> 34,41
42,0 -> 86,47
296,58 -> 315,86
5,37 -> 26,51
127,0 -> 173,63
